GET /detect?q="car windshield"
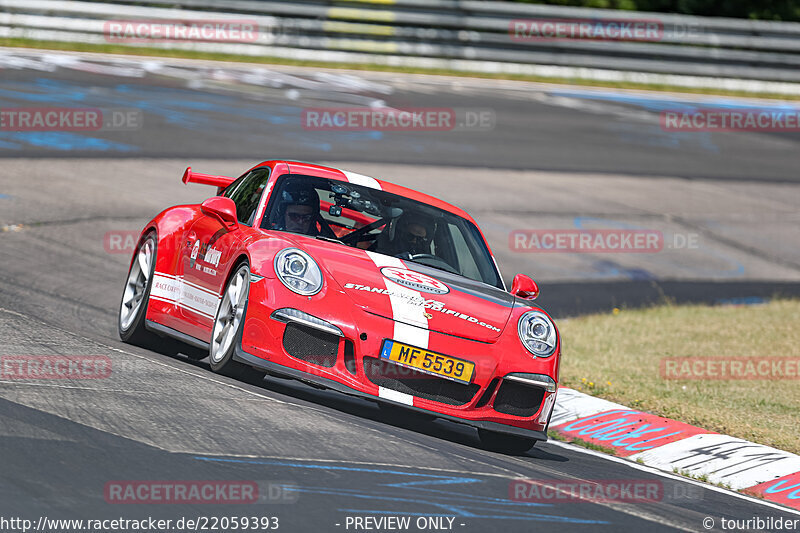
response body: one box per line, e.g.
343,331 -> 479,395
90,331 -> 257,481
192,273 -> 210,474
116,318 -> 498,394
262,174 -> 503,289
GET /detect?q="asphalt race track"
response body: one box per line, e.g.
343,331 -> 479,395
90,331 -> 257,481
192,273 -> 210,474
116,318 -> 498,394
1,48 -> 800,531
2,49 -> 799,313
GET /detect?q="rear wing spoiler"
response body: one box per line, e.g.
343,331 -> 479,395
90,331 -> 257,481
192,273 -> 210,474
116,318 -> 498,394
182,167 -> 236,189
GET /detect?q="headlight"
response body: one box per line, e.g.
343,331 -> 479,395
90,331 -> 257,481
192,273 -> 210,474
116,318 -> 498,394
274,248 -> 323,296
518,310 -> 557,357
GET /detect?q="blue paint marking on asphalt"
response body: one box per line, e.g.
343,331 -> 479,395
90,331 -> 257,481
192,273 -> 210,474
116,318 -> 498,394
288,483 -> 548,509
0,83 -> 88,104
0,77 -> 479,155
548,88 -> 800,154
571,217 -> 659,280
549,89 -> 800,113
679,247 -> 745,278
574,216 -> 641,230
606,121 -> 720,152
0,132 -> 138,152
2,78 -> 385,146
716,296 -> 769,306
603,108 -> 716,151
193,456 -> 609,524
590,260 -> 658,281
282,486 -> 605,523
0,139 -> 22,149
194,456 -> 475,480
0,194 -> 9,199
573,216 -> 746,279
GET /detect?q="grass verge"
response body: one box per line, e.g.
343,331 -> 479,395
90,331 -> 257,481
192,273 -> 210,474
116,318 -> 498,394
558,299 -> 800,455
2,37 -> 800,101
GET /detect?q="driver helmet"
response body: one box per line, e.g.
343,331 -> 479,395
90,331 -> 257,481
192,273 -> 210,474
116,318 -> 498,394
394,211 -> 435,255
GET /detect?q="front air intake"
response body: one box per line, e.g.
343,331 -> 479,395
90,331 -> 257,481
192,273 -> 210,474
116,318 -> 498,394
493,379 -> 546,417
282,322 -> 339,367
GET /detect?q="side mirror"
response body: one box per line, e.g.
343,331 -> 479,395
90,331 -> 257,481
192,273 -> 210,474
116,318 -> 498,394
201,197 -> 238,229
511,273 -> 539,300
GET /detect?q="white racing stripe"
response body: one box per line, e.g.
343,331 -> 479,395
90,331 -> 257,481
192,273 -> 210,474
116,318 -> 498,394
150,272 -> 220,319
341,170 -> 382,190
366,252 -> 428,349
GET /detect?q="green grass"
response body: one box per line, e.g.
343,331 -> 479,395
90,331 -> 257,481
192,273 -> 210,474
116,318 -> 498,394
558,299 -> 800,455
671,468 -> 734,489
3,37 -> 800,101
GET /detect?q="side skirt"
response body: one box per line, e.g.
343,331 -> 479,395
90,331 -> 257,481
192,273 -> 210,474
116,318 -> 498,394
145,320 -> 210,351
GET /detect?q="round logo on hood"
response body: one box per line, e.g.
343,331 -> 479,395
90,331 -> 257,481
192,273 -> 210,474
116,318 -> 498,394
380,267 -> 449,295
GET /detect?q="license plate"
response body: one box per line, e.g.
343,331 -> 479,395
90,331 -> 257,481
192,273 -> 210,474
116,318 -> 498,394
379,340 -> 475,384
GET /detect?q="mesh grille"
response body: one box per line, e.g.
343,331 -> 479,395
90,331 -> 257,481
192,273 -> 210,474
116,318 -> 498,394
282,322 -> 339,368
363,357 -> 480,406
493,379 -> 546,417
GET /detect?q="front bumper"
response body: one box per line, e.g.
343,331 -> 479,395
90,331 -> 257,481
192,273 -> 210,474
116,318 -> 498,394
234,347 -> 547,440
234,278 -> 557,440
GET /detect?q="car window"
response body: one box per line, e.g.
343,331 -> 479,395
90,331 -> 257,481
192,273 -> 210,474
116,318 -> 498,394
223,168 -> 270,225
262,174 -> 503,289
448,223 -> 481,281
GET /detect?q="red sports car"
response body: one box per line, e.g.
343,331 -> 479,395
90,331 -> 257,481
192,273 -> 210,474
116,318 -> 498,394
118,161 -> 559,453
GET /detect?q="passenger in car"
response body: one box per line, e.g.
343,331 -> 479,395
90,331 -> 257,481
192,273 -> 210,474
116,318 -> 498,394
378,212 -> 436,257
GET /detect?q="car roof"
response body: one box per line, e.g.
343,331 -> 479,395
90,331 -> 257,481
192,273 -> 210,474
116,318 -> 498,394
255,160 -> 477,225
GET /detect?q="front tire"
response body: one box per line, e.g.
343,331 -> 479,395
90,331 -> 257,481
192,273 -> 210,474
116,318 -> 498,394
118,233 -> 157,345
208,262 -> 265,382
477,429 -> 537,455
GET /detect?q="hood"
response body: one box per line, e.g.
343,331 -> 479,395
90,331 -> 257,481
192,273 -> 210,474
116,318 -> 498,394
290,236 -> 515,343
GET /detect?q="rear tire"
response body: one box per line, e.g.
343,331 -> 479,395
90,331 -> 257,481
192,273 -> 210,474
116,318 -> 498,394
477,429 -> 537,455
208,262 -> 266,383
118,233 -> 157,346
